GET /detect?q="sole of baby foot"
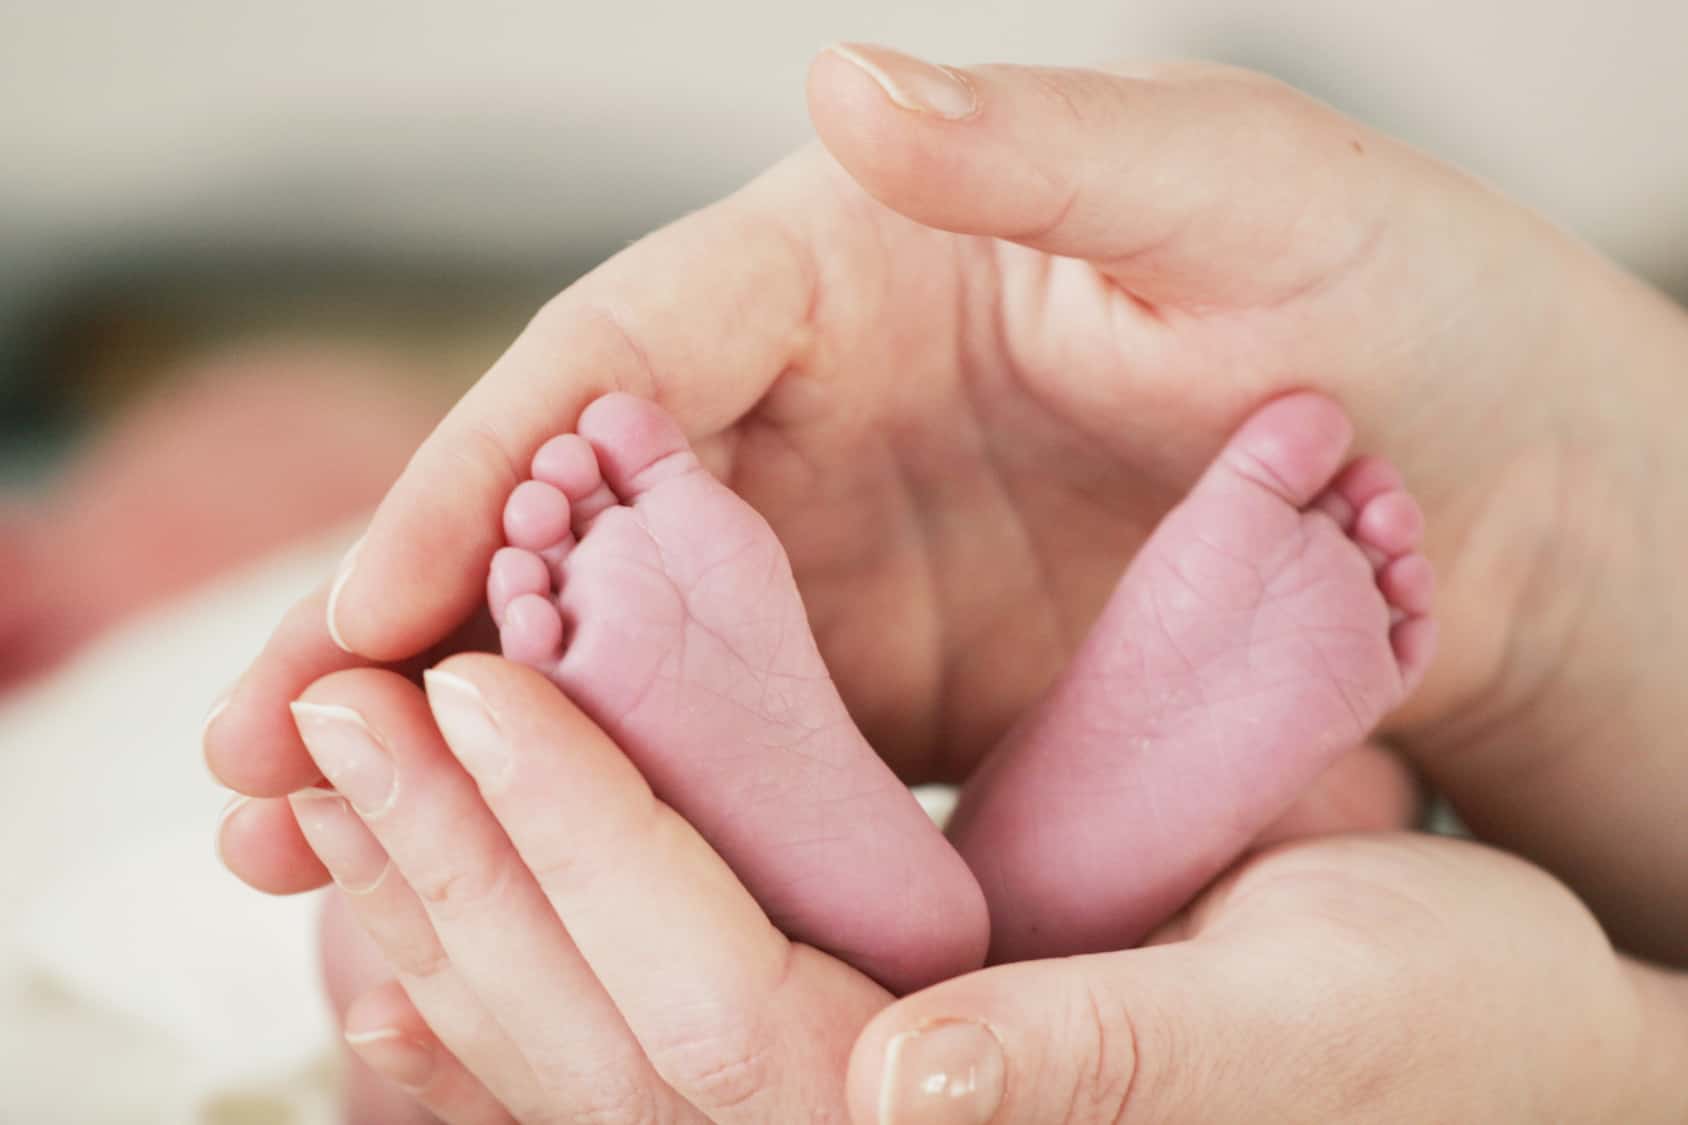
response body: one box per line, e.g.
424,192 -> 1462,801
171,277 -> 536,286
949,391 -> 1435,962
489,392 -> 989,994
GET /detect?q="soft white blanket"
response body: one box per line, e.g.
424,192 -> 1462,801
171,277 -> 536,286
0,527 -> 357,1124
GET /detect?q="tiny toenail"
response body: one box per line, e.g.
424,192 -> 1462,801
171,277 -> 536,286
289,788 -> 391,893
879,1019 -> 1006,1125
344,1027 -> 434,1092
289,702 -> 396,816
325,534 -> 366,653
423,669 -> 509,788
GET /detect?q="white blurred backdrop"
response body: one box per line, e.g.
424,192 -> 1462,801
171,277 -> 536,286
4,0 -> 1685,286
0,3 -> 1683,1122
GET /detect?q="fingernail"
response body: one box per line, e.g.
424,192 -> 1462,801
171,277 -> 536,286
880,1019 -> 1006,1125
213,794 -> 251,867
201,683 -> 234,742
289,702 -> 396,816
423,669 -> 509,788
201,684 -> 236,783
325,533 -> 365,653
289,788 -> 390,894
344,1027 -> 434,1092
828,43 -> 979,120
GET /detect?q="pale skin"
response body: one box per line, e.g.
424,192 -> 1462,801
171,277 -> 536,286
263,382 -> 1440,1121
208,43 -> 1688,1119
260,655 -> 1687,1122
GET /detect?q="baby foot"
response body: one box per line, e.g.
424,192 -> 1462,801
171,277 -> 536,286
948,391 -> 1436,962
489,393 -> 987,993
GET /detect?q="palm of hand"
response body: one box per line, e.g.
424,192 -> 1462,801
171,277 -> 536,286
674,145 -> 1515,784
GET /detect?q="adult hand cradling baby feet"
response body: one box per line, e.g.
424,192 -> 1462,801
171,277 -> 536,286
208,45 -> 1688,1123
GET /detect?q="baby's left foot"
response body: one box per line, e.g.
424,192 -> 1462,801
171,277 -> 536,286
488,393 -> 986,993
949,392 -> 1436,961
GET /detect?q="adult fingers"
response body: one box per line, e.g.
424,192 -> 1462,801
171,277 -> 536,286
290,668 -> 698,1114
850,836 -> 1674,1123
288,788 -> 555,1119
203,583 -> 356,796
205,584 -> 501,801
422,654 -> 889,1121
290,669 -> 702,1125
215,793 -> 329,894
343,979 -> 515,1125
808,45 -> 1421,311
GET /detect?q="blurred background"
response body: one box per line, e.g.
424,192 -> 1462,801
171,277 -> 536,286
1,0 -> 1683,1121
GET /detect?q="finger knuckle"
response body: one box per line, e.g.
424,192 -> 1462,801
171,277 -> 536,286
562,1078 -> 670,1125
356,898 -> 451,980
526,792 -> 660,901
381,924 -> 450,980
412,852 -> 513,922
655,1017 -> 775,1116
1064,970 -> 1143,1124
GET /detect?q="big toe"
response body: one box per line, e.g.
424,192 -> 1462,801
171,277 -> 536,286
576,393 -> 697,499
1217,391 -> 1355,507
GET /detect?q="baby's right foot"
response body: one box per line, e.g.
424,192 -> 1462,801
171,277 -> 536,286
489,393 -> 987,994
949,392 -> 1436,961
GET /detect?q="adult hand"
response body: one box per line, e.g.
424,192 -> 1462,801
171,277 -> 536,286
268,654 -> 1685,1123
210,45 -> 1688,962
852,834 -> 1688,1124
250,653 -> 1424,1124
278,655 -> 892,1123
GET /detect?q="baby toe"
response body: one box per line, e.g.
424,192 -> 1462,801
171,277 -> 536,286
576,393 -> 697,501
500,592 -> 565,666
533,432 -> 620,532
532,433 -> 601,498
1329,456 -> 1404,513
1379,553 -> 1436,617
1390,616 -> 1438,693
1355,489 -> 1424,559
488,547 -> 551,626
503,480 -> 573,551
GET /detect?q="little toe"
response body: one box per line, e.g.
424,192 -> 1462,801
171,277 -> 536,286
576,392 -> 699,501
488,547 -> 551,627
1391,616 -> 1438,693
1330,455 -> 1404,510
1355,489 -> 1425,558
1217,391 -> 1355,508
501,592 -> 564,666
1313,456 -> 1403,531
503,480 -> 573,551
532,432 -> 619,531
1379,553 -> 1436,618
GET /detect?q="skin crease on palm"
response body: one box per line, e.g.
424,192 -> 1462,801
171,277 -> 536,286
207,48 -> 1688,964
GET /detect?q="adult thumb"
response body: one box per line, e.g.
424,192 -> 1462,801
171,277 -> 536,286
807,44 -> 1405,309
847,937 -> 1325,1124
845,837 -> 1659,1124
